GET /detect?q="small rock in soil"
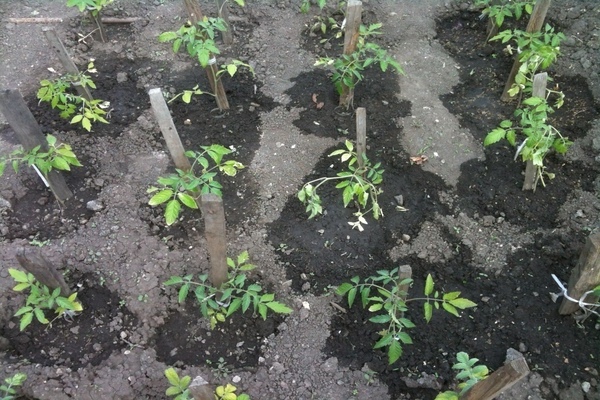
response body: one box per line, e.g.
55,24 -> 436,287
482,215 -> 495,226
86,200 -> 104,211
0,196 -> 11,210
116,72 -> 128,83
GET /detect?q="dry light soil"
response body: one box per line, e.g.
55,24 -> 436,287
0,0 -> 600,399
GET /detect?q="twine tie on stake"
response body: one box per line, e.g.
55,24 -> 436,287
550,274 -> 600,318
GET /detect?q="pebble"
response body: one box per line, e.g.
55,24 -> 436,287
402,234 -> 410,242
86,200 -> 104,211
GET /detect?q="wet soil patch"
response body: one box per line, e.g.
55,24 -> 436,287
284,68 -> 411,139
27,56 -> 154,137
437,12 -> 600,229
138,69 -> 276,248
326,230 -> 600,399
3,274 -> 137,369
153,300 -> 283,369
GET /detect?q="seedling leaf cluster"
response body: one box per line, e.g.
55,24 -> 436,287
164,251 -> 292,329
337,270 -> 477,364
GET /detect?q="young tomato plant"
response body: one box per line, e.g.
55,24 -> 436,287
66,0 -> 113,15
0,373 -> 27,400
315,23 -> 404,109
491,24 -> 565,98
297,140 -> 383,231
337,270 -> 477,365
164,251 -> 292,329
484,95 -> 571,190
37,62 -> 110,132
474,0 -> 534,29
8,268 -> 83,331
215,383 -> 250,400
0,134 -> 82,179
147,144 -> 244,226
435,352 -> 489,400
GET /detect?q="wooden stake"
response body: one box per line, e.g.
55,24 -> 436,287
559,233 -> 600,315
16,248 -> 71,296
397,265 -> 412,317
522,72 -> 547,191
355,107 -> 367,170
340,0 -> 362,108
8,17 -> 63,23
43,28 -> 93,101
184,0 -> 230,110
201,194 -> 228,288
148,88 -> 192,172
216,0 -> 233,45
500,0 -> 552,102
0,89 -> 73,202
189,376 -> 214,400
460,356 -> 530,400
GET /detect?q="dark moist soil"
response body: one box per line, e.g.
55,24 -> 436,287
153,298 -> 284,370
2,273 -> 137,369
264,10 -> 600,400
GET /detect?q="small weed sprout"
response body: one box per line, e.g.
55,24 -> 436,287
66,0 -> 113,16
164,251 -> 292,329
297,140 -> 384,231
0,373 -> 27,400
164,368 -> 191,400
37,62 -> 109,132
9,268 -> 83,331
435,352 -> 489,399
0,134 -> 82,181
337,270 -> 477,364
147,144 -> 244,225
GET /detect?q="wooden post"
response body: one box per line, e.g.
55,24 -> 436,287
559,233 -> 600,315
397,265 -> 412,317
16,248 -> 71,296
500,0 -> 552,102
460,356 -> 530,400
356,107 -> 367,170
340,0 -> 362,109
0,89 -> 73,202
522,72 -> 547,191
216,0 -> 233,45
42,28 -> 93,101
201,194 -> 228,288
89,12 -> 107,43
189,376 -> 214,400
184,0 -> 230,111
148,88 -> 192,172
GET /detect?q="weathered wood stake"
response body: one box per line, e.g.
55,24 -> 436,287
16,248 -> 71,296
148,88 -> 192,172
201,194 -> 228,288
189,376 -> 214,400
460,356 -> 530,400
340,0 -> 362,108
43,28 -> 93,101
216,0 -> 233,45
522,72 -> 547,191
559,233 -> 600,315
356,107 -> 367,169
500,0 -> 552,102
0,89 -> 73,202
184,0 -> 230,110
397,265 -> 412,317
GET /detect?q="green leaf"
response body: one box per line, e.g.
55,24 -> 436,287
484,128 -> 506,146
178,284 -> 189,303
336,282 -> 353,296
266,301 -> 293,314
33,308 -> 48,324
20,312 -> 34,331
347,287 -> 357,308
442,302 -> 459,317
9,268 -> 29,283
51,157 -> 70,171
164,199 -> 181,225
81,117 -> 92,132
177,192 -> 198,209
158,31 -> 179,43
449,298 -> 477,309
369,314 -> 391,324
164,276 -> 184,286
388,340 -> 402,364
424,274 -> 434,296
226,298 -> 243,317
149,189 -> 174,206
424,302 -> 433,322
164,368 -> 181,387
373,334 -> 393,349
397,332 -> 413,344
